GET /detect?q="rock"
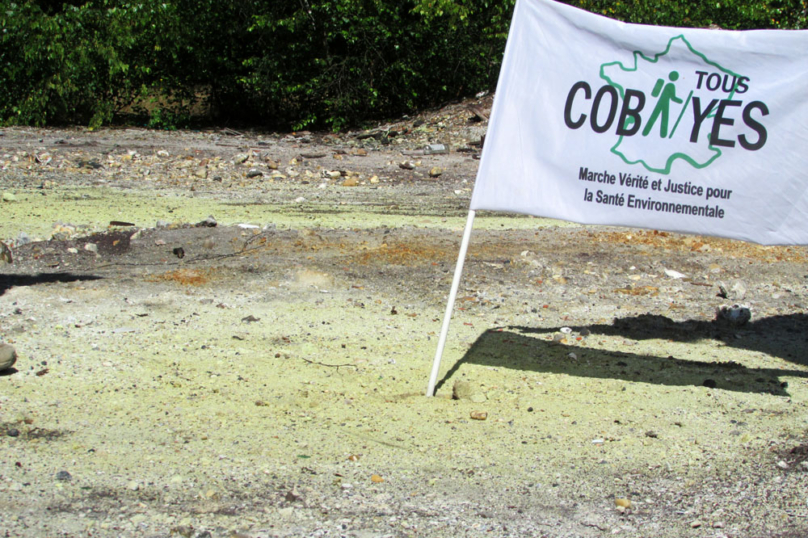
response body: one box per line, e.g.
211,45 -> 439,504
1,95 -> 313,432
79,159 -> 103,170
246,169 -> 263,178
0,242 -> 12,264
615,498 -> 631,509
424,143 -> 448,155
716,304 -> 751,326
156,150 -> 170,158
2,192 -> 16,202
196,216 -> 217,228
371,474 -> 384,483
56,470 -> 72,482
171,526 -> 195,538
399,161 -> 416,170
285,488 -> 302,502
194,167 -> 208,179
0,343 -> 18,370
234,153 -> 250,164
342,177 -> 359,187
323,170 -> 342,179
428,167 -> 443,178
84,243 -> 98,254
470,411 -> 488,421
730,280 -> 747,300
452,380 -> 473,400
663,267 -> 686,279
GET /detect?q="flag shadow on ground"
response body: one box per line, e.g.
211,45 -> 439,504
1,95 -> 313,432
566,312 -> 808,368
436,314 -> 808,397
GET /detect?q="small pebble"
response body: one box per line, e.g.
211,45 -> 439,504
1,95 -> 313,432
615,498 -> 631,509
56,470 -> 72,482
196,216 -> 217,228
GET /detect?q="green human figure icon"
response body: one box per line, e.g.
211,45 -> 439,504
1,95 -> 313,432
642,70 -> 683,138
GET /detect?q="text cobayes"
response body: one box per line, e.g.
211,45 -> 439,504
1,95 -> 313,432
563,73 -> 769,151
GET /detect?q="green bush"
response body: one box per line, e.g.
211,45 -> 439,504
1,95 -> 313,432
1,0 -> 805,130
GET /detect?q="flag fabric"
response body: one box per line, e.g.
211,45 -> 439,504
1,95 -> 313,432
470,0 -> 808,245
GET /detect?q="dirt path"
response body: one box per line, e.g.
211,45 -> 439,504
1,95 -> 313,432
1,121 -> 807,538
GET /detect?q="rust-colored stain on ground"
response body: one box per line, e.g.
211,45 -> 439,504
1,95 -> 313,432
145,268 -> 210,285
350,242 -> 450,266
594,230 -> 807,262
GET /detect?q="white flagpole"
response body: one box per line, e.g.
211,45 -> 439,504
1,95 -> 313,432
426,209 -> 477,396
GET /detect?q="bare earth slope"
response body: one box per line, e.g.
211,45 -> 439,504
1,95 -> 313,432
1,102 -> 807,537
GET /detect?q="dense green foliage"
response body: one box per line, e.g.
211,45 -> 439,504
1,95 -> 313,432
1,0 -> 806,129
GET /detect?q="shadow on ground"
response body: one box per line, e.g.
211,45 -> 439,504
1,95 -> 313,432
436,313 -> 808,397
0,273 -> 104,296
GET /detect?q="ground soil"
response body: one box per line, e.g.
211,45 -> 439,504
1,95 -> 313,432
1,103 -> 807,538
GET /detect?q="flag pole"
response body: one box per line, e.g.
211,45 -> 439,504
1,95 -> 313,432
426,209 -> 477,396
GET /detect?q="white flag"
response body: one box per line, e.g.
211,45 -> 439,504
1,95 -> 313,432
470,0 -> 808,245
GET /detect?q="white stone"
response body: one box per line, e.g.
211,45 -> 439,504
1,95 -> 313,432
0,343 -> 17,370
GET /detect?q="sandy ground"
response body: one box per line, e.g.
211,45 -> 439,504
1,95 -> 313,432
1,121 -> 808,538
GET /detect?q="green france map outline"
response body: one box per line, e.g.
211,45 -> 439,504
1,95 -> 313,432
599,35 -> 744,174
